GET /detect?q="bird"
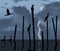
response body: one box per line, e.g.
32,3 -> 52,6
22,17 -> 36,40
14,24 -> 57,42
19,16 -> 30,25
5,8 -> 13,16
27,24 -> 31,32
31,5 -> 34,11
44,13 -> 49,22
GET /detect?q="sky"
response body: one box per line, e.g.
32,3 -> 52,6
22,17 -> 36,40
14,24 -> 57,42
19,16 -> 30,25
0,0 -> 60,15
0,0 -> 60,39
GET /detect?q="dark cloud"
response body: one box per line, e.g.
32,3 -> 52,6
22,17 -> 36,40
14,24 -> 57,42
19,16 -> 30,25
36,2 -> 60,39
0,6 -> 39,39
36,2 -> 60,21
13,6 -> 32,23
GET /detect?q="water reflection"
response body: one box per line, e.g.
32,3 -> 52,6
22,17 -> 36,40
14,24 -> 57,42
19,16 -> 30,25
54,41 -> 57,51
21,40 -> 24,51
14,41 -> 16,51
0,40 -> 60,51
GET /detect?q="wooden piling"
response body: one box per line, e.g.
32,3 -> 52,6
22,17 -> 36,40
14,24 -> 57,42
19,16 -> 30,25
46,20 -> 49,48
22,16 -> 24,43
27,24 -> 31,50
44,13 -> 49,48
56,16 -> 58,44
31,5 -> 35,51
14,25 -> 17,42
21,16 -> 24,50
52,16 -> 58,44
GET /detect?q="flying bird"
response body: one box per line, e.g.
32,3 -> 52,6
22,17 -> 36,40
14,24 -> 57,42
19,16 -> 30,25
27,24 -> 31,32
5,9 -> 13,16
44,13 -> 49,22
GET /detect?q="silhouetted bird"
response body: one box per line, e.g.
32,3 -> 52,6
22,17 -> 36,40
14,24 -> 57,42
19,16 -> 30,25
5,9 -> 13,16
44,13 -> 49,22
27,24 -> 31,32
31,5 -> 34,11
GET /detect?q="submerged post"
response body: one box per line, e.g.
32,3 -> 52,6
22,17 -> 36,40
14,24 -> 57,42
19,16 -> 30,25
14,25 -> 17,42
31,5 -> 35,51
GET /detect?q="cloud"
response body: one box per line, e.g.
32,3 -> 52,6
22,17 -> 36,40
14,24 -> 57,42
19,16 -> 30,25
0,6 -> 39,40
36,2 -> 60,39
40,6 -> 45,11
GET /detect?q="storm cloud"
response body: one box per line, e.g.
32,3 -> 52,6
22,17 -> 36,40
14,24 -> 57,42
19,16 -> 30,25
36,2 -> 60,39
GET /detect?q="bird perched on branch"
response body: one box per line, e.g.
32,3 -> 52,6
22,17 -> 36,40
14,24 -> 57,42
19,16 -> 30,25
5,8 -> 13,16
44,13 -> 49,22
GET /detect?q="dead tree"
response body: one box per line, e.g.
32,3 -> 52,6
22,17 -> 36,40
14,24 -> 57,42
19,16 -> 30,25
27,24 -> 31,50
52,16 -> 58,44
14,25 -> 17,42
31,5 -> 35,51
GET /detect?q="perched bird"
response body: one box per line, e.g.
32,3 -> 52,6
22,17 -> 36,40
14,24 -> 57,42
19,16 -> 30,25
27,24 -> 31,32
31,5 -> 34,11
5,8 -> 13,16
44,13 -> 49,22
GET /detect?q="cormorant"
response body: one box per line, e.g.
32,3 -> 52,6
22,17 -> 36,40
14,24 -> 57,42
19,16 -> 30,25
44,13 -> 49,22
5,8 -> 13,16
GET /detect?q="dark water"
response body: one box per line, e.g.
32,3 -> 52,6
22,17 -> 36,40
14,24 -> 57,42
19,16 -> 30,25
0,40 -> 60,51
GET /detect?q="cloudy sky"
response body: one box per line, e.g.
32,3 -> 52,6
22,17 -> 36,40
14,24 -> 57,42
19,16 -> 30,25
0,0 -> 60,39
0,0 -> 60,15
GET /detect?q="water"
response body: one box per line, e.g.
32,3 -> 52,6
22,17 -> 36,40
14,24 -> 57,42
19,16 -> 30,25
0,40 -> 60,51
